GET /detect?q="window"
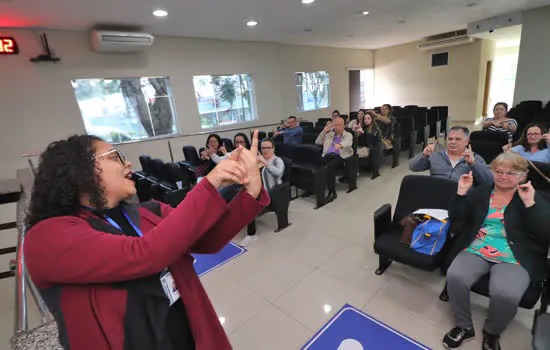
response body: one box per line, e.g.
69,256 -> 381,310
71,77 -> 178,144
296,71 -> 330,112
431,52 -> 449,67
192,74 -> 257,129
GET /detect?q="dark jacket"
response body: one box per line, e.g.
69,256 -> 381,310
24,179 -> 269,350
448,184 -> 550,284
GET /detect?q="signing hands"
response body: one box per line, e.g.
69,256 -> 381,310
457,171 -> 474,196
206,130 -> 262,198
422,140 -> 437,158
323,122 -> 333,134
543,133 -> 550,143
503,139 -> 513,152
518,181 -> 536,208
463,144 -> 475,165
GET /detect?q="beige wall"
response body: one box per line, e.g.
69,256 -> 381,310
514,5 -> 550,104
0,30 -> 373,180
373,39 -> 494,128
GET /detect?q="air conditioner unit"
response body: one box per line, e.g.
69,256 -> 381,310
91,30 -> 154,53
417,30 -> 475,51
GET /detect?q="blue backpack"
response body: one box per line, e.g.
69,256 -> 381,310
410,216 -> 450,256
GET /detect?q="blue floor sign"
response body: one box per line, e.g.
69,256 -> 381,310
192,242 -> 246,277
303,304 -> 431,350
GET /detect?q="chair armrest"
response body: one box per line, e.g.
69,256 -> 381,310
164,187 -> 190,208
374,204 -> 392,240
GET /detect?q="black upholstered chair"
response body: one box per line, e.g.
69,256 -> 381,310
150,162 -> 191,207
300,121 -> 314,129
527,161 -> 550,198
469,130 -> 509,164
373,175 -> 457,275
278,143 -> 327,209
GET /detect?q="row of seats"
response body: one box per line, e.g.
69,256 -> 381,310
508,100 -> 550,138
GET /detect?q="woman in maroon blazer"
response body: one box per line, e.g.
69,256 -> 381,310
24,131 -> 268,350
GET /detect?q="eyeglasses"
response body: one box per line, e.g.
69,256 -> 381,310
492,169 -> 525,177
261,147 -> 274,150
527,133 -> 542,137
95,149 -> 127,165
235,140 -> 247,145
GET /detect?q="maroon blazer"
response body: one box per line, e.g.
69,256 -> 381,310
24,179 -> 269,349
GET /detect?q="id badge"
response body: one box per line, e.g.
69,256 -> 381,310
160,270 -> 181,306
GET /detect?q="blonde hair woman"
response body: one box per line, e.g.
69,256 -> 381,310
442,152 -> 550,350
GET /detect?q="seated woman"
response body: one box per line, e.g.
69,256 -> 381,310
354,110 -> 382,157
375,104 -> 397,150
196,134 -> 224,178
443,152 -> 550,350
239,138 -> 285,247
483,102 -> 518,140
211,133 -> 251,164
348,109 -> 365,129
503,123 -> 550,163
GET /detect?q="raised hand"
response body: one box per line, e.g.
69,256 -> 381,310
518,181 -> 536,208
422,140 -> 437,158
205,147 -> 247,189
543,133 -> 550,144
463,144 -> 475,165
230,130 -> 262,198
220,145 -> 228,155
323,123 -> 333,134
457,171 -> 474,196
334,143 -> 343,151
503,139 -> 512,152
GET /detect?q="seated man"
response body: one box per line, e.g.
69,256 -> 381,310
409,126 -> 493,185
274,116 -> 303,144
315,116 -> 353,202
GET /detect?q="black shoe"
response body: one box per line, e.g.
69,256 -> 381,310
326,191 -> 337,203
300,190 -> 313,198
338,176 -> 349,184
442,327 -> 475,349
482,331 -> 500,350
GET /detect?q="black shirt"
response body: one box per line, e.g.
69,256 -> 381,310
103,206 -> 195,350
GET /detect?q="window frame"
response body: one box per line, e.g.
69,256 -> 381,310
192,73 -> 259,130
71,75 -> 181,145
295,71 -> 331,112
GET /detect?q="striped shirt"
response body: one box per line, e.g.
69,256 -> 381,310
484,118 -> 518,140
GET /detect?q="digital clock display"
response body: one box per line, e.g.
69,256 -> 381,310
0,37 -> 19,55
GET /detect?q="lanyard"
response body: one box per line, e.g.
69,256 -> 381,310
104,210 -> 143,237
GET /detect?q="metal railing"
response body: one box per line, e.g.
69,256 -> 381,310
13,175 -> 53,334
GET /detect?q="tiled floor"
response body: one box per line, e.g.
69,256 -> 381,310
0,154 -> 534,349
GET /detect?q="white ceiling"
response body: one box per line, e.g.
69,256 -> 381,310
1,0 -> 550,49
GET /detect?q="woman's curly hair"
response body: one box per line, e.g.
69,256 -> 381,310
26,135 -> 107,228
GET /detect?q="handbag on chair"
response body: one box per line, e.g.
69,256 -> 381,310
410,215 -> 450,256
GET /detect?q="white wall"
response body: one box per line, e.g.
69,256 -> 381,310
0,30 -> 373,180
514,5 -> 550,104
373,39 -> 494,127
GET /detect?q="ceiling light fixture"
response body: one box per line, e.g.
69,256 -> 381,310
153,9 -> 168,17
362,11 -> 370,16
246,20 -> 258,27
301,0 -> 315,4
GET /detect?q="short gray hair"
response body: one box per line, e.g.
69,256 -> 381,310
449,126 -> 470,139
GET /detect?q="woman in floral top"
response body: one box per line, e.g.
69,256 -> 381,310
442,152 -> 550,350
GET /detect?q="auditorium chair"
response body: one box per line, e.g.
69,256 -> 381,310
394,113 -> 417,158
300,121 -> 314,129
427,108 -> 440,138
431,106 -> 449,136
150,162 -> 191,207
412,109 -> 430,147
533,294 -> 550,349
469,130 -> 509,164
349,112 -> 358,123
527,161 -> 550,198
248,157 -> 293,233
277,143 -> 327,209
373,175 -> 457,275
134,155 -> 152,179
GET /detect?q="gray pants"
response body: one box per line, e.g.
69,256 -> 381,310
447,251 -> 530,335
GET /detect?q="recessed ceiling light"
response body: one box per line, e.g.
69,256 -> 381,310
246,20 -> 258,27
362,11 -> 370,16
301,0 -> 315,4
153,9 -> 168,17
